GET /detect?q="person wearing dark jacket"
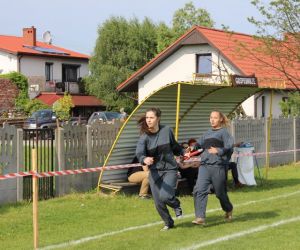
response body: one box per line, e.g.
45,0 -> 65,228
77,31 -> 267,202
136,107 -> 184,231
189,110 -> 234,225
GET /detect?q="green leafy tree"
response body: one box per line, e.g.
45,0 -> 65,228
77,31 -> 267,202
172,1 -> 214,36
156,22 -> 178,53
156,2 -> 215,52
24,99 -> 49,115
248,0 -> 300,89
88,17 -> 157,112
53,93 -> 74,121
280,92 -> 300,117
88,4 -> 215,110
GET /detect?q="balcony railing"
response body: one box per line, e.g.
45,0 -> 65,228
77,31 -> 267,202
192,73 -> 232,85
45,81 -> 81,94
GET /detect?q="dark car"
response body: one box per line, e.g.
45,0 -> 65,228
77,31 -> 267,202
88,111 -> 122,124
23,109 -> 57,129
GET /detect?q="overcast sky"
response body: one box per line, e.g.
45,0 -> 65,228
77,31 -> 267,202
0,0 -> 266,55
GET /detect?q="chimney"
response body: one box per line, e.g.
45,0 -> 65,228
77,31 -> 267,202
23,26 -> 36,46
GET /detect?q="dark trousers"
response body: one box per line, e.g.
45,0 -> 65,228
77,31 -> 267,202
193,165 -> 233,219
227,162 -> 239,185
179,167 -> 198,192
149,170 -> 180,227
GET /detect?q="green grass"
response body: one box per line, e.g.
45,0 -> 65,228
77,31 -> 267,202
1,164 -> 300,250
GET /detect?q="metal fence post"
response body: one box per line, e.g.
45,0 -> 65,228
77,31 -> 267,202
16,128 -> 23,202
55,127 -> 65,196
265,117 -> 268,168
230,119 -> 235,139
293,117 -> 297,163
87,125 -> 92,168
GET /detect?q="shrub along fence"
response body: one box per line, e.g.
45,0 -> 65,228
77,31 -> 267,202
0,118 -> 299,204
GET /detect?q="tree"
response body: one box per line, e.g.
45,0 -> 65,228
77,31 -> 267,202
88,4 -> 215,110
53,93 -> 74,121
172,1 -> 214,36
279,92 -> 300,117
248,0 -> 300,89
24,99 -> 49,115
87,17 -> 158,112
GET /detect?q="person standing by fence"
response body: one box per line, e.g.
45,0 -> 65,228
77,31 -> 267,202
136,107 -> 184,231
191,110 -> 234,225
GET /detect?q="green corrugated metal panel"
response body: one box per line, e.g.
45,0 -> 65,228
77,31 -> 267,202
101,83 -> 260,181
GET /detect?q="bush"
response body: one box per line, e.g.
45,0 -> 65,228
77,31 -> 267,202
53,93 -> 74,121
24,99 -> 50,115
0,72 -> 29,110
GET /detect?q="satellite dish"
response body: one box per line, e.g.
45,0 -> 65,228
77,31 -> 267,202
42,31 -> 53,44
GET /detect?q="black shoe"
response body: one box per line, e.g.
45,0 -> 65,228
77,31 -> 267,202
174,206 -> 183,218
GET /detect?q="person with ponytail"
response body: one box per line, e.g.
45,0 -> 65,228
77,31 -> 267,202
188,110 -> 234,225
136,107 -> 184,231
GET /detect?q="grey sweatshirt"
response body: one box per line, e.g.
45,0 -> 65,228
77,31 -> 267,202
136,125 -> 184,171
197,127 -> 234,167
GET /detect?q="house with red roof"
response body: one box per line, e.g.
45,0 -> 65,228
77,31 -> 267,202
0,26 -> 105,116
117,26 -> 299,118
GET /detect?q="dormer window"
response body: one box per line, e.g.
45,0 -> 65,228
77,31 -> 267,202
196,54 -> 212,74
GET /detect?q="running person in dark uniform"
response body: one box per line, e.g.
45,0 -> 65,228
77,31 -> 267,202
190,110 -> 234,225
136,107 -> 184,231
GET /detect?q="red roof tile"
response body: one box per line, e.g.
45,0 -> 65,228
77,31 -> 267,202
0,35 -> 89,59
36,93 -> 104,107
117,26 -> 299,91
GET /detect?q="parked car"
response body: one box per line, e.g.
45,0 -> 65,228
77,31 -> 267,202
88,111 -> 122,124
23,109 -> 87,129
23,109 -> 57,129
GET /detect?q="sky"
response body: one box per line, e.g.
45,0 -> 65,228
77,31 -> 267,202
0,0 -> 266,55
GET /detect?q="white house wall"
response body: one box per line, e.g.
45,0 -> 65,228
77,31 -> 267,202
242,95 -> 255,117
255,91 -> 288,118
0,51 -> 17,74
20,56 -> 89,80
138,44 -> 242,102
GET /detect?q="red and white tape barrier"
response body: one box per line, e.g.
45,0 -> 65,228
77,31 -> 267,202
0,149 -> 299,180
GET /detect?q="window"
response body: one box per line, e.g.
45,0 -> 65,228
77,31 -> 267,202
261,96 -> 265,117
196,54 -> 212,74
62,64 -> 80,82
45,63 -> 53,81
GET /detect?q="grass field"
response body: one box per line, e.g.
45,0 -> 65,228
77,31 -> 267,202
1,164 -> 300,250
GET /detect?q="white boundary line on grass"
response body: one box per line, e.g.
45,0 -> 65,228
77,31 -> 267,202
180,216 -> 300,250
39,190 -> 300,250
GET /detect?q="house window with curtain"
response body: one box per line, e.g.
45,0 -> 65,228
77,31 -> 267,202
62,64 -> 80,82
45,62 -> 53,81
196,54 -> 212,75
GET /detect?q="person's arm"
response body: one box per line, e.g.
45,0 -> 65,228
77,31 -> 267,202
196,136 -> 205,148
169,128 -> 184,156
136,135 -> 153,165
214,130 -> 234,156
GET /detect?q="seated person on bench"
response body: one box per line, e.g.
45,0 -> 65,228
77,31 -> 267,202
127,157 -> 151,199
178,139 -> 202,193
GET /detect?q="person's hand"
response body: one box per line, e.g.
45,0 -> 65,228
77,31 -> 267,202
184,152 -> 191,160
208,147 -> 218,154
143,157 -> 154,166
185,147 -> 191,154
142,165 -> 149,171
